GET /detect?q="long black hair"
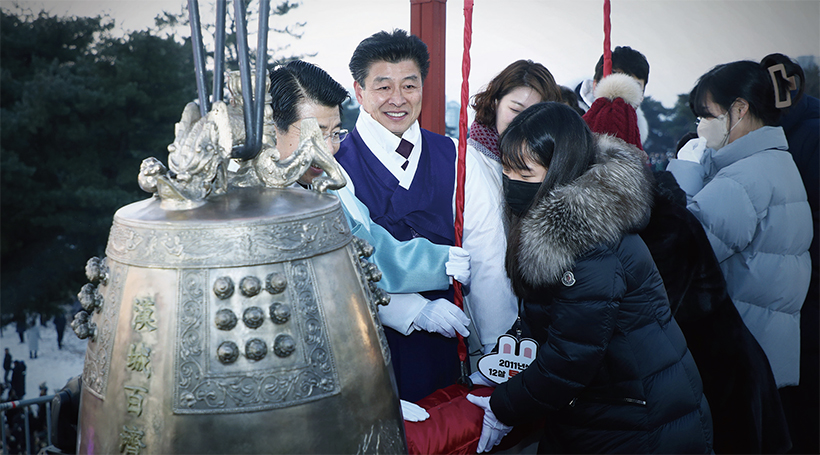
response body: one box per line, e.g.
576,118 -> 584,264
499,102 -> 596,294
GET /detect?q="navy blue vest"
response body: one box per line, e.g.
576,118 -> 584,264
336,127 -> 460,402
336,128 -> 456,246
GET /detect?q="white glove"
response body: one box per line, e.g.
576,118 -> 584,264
466,394 -> 513,453
677,137 -> 707,163
469,370 -> 496,388
400,399 -> 430,422
411,298 -> 471,338
446,247 -> 471,286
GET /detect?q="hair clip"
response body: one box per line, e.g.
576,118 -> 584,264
767,63 -> 792,108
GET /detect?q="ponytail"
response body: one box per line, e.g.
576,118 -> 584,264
760,53 -> 805,111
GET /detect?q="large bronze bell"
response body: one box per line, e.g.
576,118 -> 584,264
71,70 -> 406,453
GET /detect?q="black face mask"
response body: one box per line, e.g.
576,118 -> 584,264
503,174 -> 542,217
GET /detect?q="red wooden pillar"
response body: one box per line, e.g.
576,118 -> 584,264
410,0 -> 446,135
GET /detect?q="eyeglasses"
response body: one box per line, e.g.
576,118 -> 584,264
291,124 -> 349,144
328,129 -> 349,143
696,99 -> 736,125
696,112 -> 727,125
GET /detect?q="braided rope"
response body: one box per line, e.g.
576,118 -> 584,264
603,0 -> 612,77
454,0 -> 473,363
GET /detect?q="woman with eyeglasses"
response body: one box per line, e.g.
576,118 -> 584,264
267,60 -> 473,386
667,54 -> 812,391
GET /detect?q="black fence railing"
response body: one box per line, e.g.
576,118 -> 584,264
1,395 -> 54,455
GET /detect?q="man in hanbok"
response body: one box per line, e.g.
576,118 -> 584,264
336,29 -> 517,402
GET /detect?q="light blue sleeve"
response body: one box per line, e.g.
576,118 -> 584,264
334,190 -> 451,294
666,158 -> 707,203
687,173 -> 757,263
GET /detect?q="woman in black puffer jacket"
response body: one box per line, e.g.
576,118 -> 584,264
469,102 -> 713,454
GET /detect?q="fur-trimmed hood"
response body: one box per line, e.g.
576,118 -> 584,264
516,134 -> 654,287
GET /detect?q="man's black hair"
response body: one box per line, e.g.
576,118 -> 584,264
268,60 -> 349,132
593,46 -> 650,85
349,29 -> 430,87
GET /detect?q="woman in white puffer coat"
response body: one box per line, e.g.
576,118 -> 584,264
667,53 -> 812,388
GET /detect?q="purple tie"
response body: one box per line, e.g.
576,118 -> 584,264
396,139 -> 413,170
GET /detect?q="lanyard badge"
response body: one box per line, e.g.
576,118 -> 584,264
476,334 -> 539,385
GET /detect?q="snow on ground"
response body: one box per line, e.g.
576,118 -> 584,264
1,320 -> 86,399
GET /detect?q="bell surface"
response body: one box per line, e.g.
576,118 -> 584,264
76,187 -> 406,454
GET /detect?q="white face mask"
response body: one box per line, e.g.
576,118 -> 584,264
697,110 -> 743,150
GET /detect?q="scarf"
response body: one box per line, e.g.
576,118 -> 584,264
467,121 -> 501,163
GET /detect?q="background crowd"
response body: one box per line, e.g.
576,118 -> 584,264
2,308 -> 77,454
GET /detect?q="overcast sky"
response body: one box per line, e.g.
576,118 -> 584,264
14,0 -> 820,108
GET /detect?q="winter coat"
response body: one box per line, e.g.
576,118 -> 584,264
16,318 -> 26,336
3,352 -> 11,372
780,95 -> 819,244
54,313 -> 67,333
667,126 -> 812,388
27,323 -> 40,352
490,135 -> 713,454
640,171 -> 791,453
11,361 -> 26,398
779,93 -> 819,379
779,93 -> 820,454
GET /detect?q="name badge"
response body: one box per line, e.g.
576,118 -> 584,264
477,334 -> 539,385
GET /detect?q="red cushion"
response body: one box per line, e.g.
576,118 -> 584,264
405,384 -> 492,455
404,384 -> 538,455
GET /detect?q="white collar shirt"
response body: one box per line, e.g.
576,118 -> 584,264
355,106 -> 421,190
